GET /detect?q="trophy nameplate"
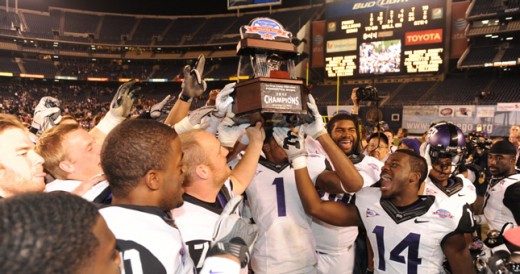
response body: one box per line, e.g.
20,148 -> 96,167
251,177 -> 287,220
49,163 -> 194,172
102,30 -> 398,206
234,77 -> 308,115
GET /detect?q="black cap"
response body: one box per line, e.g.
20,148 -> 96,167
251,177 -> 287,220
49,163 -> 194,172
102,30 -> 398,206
489,140 -> 516,156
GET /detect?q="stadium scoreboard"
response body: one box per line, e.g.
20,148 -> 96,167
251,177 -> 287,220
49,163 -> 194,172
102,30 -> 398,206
325,0 -> 448,78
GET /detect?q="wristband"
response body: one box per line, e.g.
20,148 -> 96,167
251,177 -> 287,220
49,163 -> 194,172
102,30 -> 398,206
291,156 -> 307,170
179,92 -> 193,103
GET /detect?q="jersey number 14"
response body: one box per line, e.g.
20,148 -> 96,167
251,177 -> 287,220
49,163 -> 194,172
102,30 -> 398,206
373,225 -> 422,274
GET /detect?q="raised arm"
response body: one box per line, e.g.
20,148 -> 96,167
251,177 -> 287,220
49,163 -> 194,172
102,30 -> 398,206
91,79 -> 139,145
273,126 -> 361,227
165,55 -> 207,126
305,95 -> 363,192
229,121 -> 265,195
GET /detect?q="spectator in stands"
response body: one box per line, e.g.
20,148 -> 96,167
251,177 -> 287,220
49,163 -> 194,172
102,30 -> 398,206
366,132 -> 391,162
399,137 -> 421,154
396,127 -> 408,142
508,125 -> 520,168
0,192 -> 121,274
384,128 -> 397,152
0,113 -> 45,198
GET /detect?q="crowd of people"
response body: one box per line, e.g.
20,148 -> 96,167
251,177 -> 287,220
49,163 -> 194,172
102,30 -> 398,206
0,60 -> 519,274
0,80 -> 169,131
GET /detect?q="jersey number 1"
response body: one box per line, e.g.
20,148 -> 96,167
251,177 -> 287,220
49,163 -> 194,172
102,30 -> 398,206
373,225 -> 422,274
273,177 -> 286,217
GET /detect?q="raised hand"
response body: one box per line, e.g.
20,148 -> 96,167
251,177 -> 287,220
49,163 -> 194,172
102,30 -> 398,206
304,94 -> 327,139
181,55 -> 207,99
214,82 -> 236,118
273,126 -> 308,169
217,116 -> 250,148
173,105 -> 215,134
30,96 -> 62,136
150,94 -> 174,119
96,79 -> 139,134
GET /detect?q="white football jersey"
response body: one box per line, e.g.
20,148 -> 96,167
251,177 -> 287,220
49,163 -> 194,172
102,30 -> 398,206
422,174 -> 477,205
246,149 -> 325,273
483,173 -> 520,231
45,179 -> 111,203
171,179 -> 235,272
312,154 -> 382,254
356,187 -> 474,274
100,206 -> 196,274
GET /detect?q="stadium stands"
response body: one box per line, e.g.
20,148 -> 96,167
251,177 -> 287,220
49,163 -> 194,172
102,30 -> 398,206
22,12 -> 55,39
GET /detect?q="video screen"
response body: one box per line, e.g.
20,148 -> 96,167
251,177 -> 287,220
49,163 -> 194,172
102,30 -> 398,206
359,40 -> 401,74
228,0 -> 282,10
324,0 -> 446,78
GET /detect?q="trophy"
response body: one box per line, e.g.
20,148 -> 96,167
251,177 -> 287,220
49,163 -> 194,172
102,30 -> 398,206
233,17 -> 309,126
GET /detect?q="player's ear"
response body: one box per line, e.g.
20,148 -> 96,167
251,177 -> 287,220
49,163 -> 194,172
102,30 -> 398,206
409,171 -> 421,184
194,164 -> 209,180
145,170 -> 160,190
58,160 -> 74,174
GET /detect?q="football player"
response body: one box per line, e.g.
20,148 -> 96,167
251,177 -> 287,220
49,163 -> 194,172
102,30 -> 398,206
276,126 -> 476,274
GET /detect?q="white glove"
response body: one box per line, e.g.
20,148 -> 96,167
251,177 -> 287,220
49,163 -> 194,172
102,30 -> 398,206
211,196 -> 258,268
181,54 -> 207,98
217,117 -> 250,148
97,79 -> 139,134
150,95 -> 174,119
238,132 -> 249,145
304,94 -> 327,139
214,82 -> 236,118
174,105 -> 215,134
31,96 -> 62,136
273,126 -> 308,169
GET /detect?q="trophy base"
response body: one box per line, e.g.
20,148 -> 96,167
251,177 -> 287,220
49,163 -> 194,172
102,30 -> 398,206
232,77 -> 310,129
233,77 -> 308,116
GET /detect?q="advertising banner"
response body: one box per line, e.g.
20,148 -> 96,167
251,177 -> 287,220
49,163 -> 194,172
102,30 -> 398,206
401,105 -> 520,136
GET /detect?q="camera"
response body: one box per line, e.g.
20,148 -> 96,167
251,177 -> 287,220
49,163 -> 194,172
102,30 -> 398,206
471,136 -> 492,150
356,85 -> 379,101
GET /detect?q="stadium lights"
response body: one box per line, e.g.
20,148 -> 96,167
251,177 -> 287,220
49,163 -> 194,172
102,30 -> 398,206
506,17 -> 513,20
148,78 -> 168,82
229,75 -> 250,81
20,73 -> 44,79
506,37 -> 514,40
55,76 -> 78,80
87,77 -> 108,82
118,78 -> 140,82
